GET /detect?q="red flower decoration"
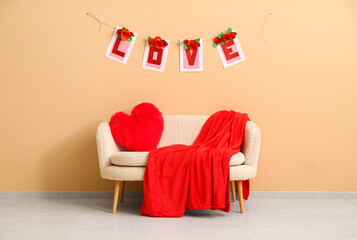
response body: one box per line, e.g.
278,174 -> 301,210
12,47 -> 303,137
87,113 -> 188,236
117,27 -> 135,41
222,33 -> 230,42
229,32 -> 236,40
213,28 -> 236,47
213,37 -> 222,45
183,39 -> 200,49
148,38 -> 155,47
121,29 -> 131,40
154,36 -> 163,49
148,36 -> 167,49
188,40 -> 196,49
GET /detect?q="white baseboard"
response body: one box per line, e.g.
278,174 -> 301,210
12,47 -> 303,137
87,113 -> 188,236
249,191 -> 357,198
0,191 -> 356,199
0,191 -> 117,199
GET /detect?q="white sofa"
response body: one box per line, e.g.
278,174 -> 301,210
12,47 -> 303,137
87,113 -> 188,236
96,115 -> 261,214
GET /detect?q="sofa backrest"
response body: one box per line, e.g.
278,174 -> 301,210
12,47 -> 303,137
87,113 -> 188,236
157,115 -> 209,147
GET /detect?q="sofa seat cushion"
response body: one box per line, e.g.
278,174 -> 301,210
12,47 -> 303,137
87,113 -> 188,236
110,151 -> 245,167
111,151 -> 149,167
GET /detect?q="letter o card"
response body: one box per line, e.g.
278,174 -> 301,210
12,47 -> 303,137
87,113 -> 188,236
105,26 -> 137,64
217,33 -> 245,68
142,41 -> 170,72
180,39 -> 203,72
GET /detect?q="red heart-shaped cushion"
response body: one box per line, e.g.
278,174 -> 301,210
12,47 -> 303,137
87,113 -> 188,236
109,103 -> 164,151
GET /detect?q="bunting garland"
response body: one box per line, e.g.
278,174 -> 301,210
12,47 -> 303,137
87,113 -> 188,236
88,12 -> 271,72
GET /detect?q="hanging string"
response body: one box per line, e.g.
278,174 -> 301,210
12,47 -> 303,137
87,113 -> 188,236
261,13 -> 271,42
86,12 -> 115,32
86,12 -> 271,43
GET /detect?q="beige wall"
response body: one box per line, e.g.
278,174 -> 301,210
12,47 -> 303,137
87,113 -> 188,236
0,0 -> 356,191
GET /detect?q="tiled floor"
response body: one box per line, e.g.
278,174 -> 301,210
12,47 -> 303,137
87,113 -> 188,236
0,193 -> 356,240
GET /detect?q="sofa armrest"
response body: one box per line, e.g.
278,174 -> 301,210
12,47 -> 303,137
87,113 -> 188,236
96,121 -> 121,178
242,121 -> 261,178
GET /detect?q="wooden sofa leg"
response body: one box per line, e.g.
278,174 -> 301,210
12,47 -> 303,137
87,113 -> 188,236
120,181 -> 125,202
113,181 -> 120,214
237,180 -> 244,213
231,181 -> 236,202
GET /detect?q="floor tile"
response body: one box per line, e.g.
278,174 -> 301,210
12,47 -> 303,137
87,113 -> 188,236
0,195 -> 356,240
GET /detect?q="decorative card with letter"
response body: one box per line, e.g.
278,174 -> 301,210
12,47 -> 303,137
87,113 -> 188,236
180,39 -> 203,72
214,28 -> 245,68
105,26 -> 137,64
142,36 -> 169,72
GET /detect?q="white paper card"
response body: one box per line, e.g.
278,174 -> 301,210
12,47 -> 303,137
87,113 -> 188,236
141,40 -> 170,72
105,26 -> 137,64
216,34 -> 245,68
179,39 -> 203,72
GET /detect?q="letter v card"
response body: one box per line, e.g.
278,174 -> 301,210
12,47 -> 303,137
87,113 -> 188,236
217,33 -> 245,68
105,26 -> 137,64
180,39 -> 203,72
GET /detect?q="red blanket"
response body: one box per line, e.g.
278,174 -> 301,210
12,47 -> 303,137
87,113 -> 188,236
141,111 -> 249,217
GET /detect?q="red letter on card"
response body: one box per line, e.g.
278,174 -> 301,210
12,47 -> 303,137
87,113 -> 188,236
221,40 -> 239,60
111,38 -> 125,57
185,48 -> 198,65
147,47 -> 163,65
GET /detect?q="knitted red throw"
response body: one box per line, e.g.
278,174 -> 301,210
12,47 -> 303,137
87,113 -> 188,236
141,111 -> 250,217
